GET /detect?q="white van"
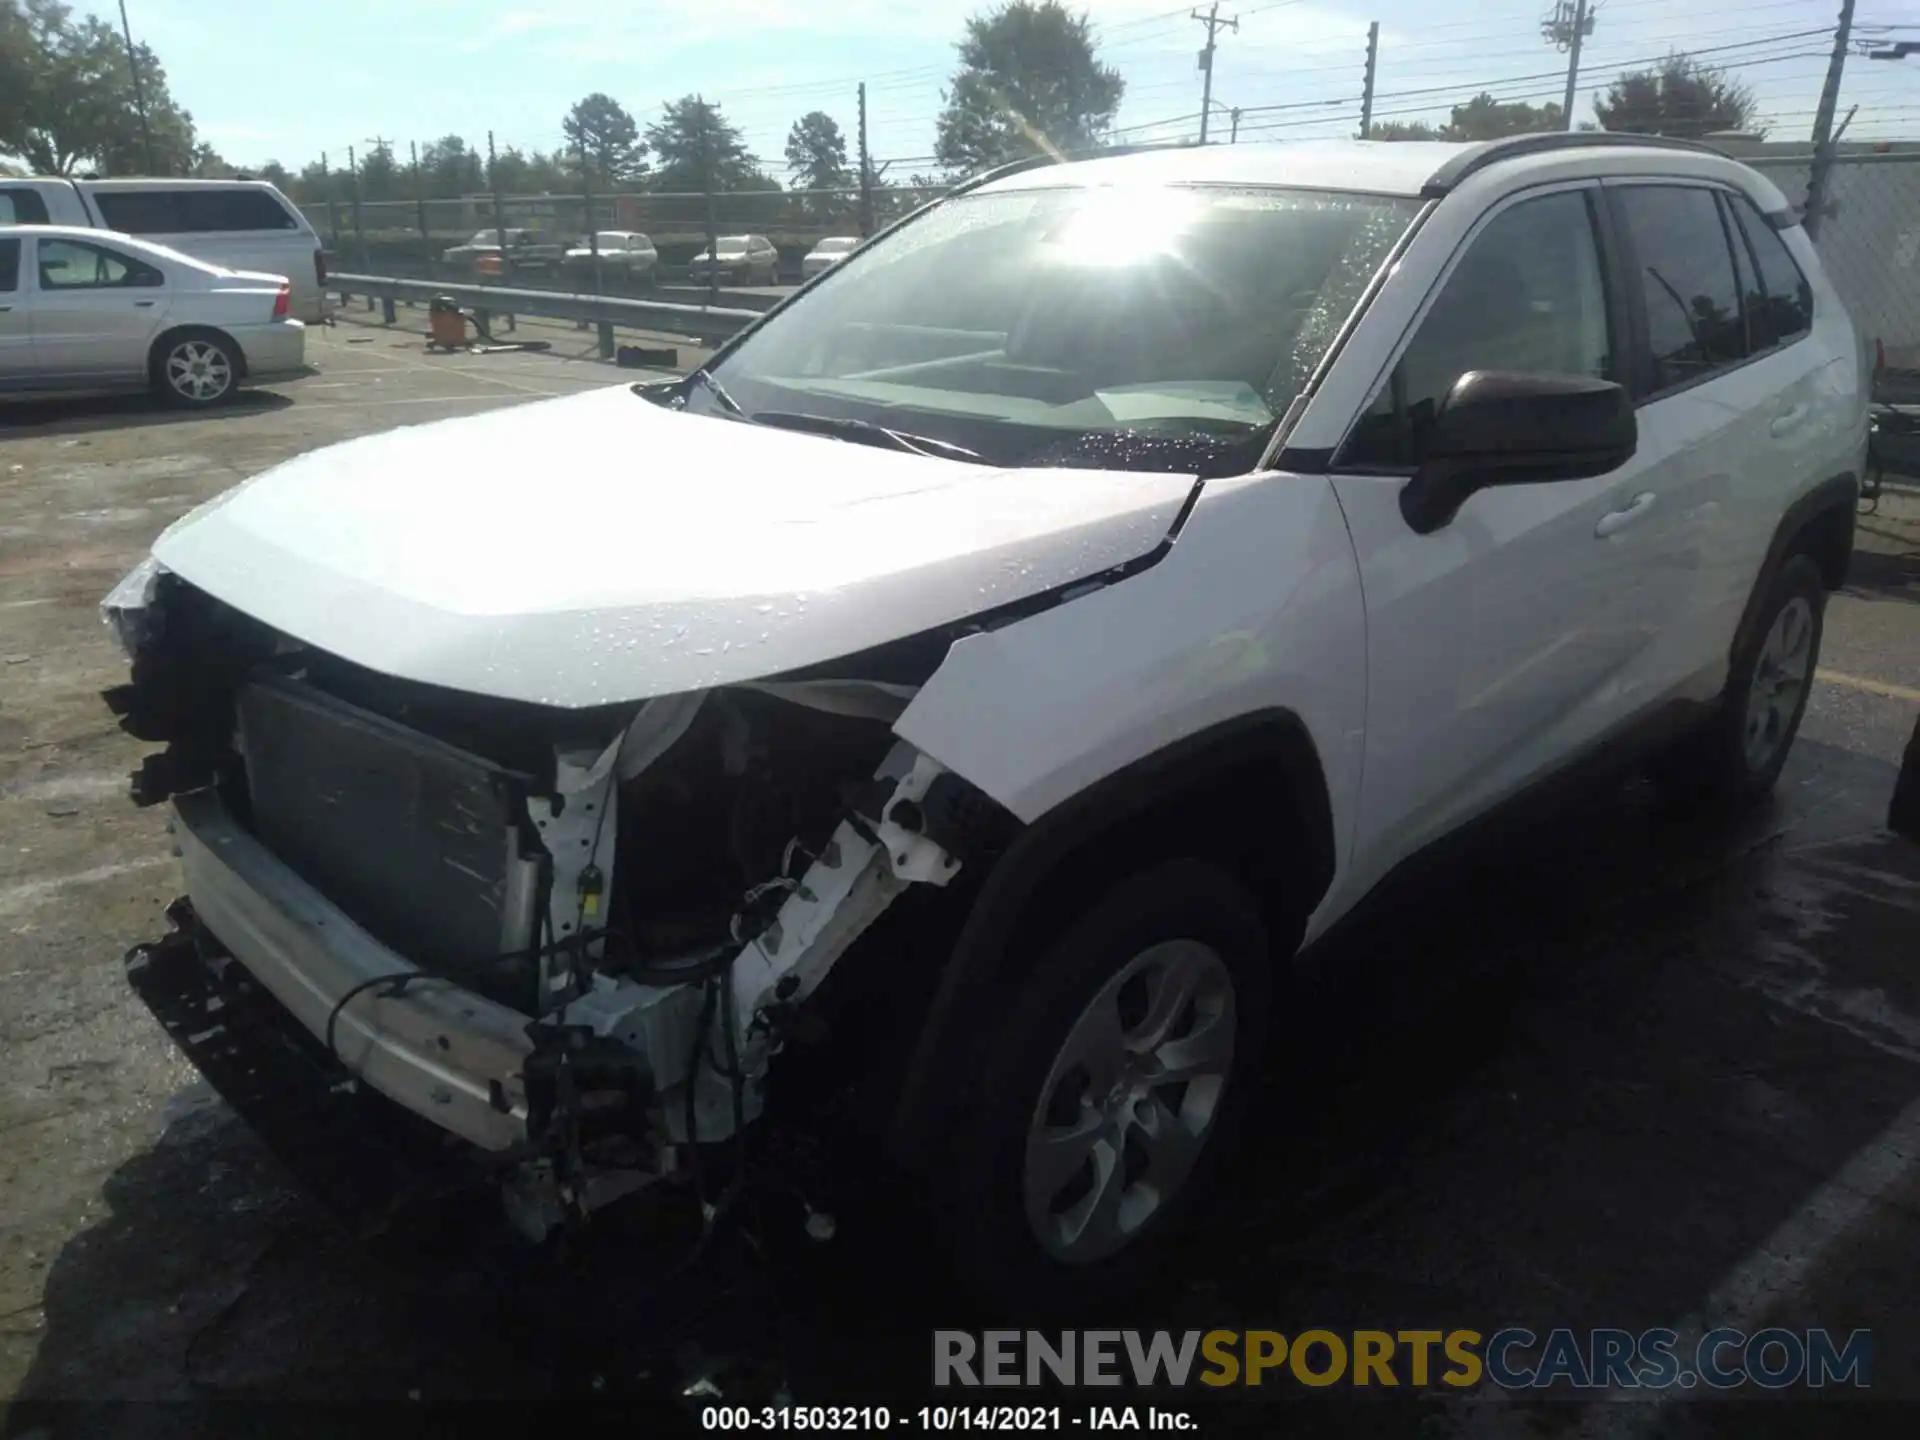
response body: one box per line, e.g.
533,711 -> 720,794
0,177 -> 330,324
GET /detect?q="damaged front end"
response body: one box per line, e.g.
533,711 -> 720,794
106,564 -> 1000,1243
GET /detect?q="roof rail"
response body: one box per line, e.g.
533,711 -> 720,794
1421,131 -> 1729,197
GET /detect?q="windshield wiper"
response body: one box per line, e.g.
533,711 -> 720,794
749,410 -> 985,463
688,367 -> 745,416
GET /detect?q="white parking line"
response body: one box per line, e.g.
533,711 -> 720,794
1575,1092 -> 1920,1434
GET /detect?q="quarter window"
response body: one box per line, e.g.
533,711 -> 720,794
0,238 -> 19,292
1342,189 -> 1612,470
1728,193 -> 1814,348
1615,185 -> 1747,392
37,239 -> 164,290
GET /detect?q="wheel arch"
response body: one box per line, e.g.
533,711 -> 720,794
1728,471 -> 1855,667
888,709 -> 1334,1168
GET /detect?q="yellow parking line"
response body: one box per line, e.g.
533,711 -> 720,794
1816,668 -> 1920,703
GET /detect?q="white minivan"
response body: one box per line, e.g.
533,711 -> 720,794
0,178 -> 329,324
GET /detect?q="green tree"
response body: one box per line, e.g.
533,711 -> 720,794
419,135 -> 483,197
1,0 -> 201,174
784,110 -> 851,191
1596,52 -> 1762,139
934,1 -> 1124,174
352,140 -> 398,201
1368,120 -> 1442,141
646,95 -> 763,192
563,92 -> 645,188
1443,92 -> 1564,140
488,144 -> 571,195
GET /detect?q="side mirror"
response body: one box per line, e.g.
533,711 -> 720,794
1399,370 -> 1637,535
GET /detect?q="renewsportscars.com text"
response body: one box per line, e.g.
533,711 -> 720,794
933,1328 -> 1872,1391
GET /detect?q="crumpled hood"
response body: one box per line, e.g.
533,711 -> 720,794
151,383 -> 1195,708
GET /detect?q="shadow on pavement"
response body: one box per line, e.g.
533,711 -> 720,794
9,742 -> 1918,1436
0,390 -> 296,442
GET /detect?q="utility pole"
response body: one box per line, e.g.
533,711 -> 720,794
346,144 -> 367,270
320,151 -> 341,254
857,81 -> 874,239
487,130 -> 507,264
1804,0 -> 1858,240
410,141 -> 431,277
1360,21 -> 1380,139
700,102 -> 719,302
117,1 -> 157,173
1193,4 -> 1239,144
1543,0 -> 1595,131
1230,107 -> 1242,143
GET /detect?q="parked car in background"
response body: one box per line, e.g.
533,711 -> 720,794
1,224 -> 305,407
0,176 -> 329,324
442,228 -> 565,278
801,235 -> 860,278
688,234 -> 779,284
559,231 -> 658,287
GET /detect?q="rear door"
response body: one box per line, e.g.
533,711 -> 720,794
28,235 -> 171,382
0,238 -> 29,388
1599,180 -> 1800,698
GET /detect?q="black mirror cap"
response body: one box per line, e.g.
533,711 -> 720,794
1400,370 -> 1637,534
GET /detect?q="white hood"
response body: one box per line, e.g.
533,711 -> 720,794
152,384 -> 1194,708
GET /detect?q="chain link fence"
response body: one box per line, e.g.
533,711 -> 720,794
302,183 -> 945,291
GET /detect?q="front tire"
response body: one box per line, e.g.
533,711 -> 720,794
152,331 -> 240,408
939,859 -> 1272,1309
1654,553 -> 1826,806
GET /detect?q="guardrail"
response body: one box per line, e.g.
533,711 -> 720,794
326,272 -> 762,356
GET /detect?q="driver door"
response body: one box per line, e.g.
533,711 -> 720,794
1329,183 -> 1685,890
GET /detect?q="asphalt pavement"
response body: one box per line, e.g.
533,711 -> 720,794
1,322 -> 1917,1436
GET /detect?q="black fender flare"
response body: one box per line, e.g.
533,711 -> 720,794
887,709 -> 1335,1167
1726,471 -> 1856,669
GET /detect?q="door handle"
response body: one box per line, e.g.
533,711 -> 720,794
1595,490 -> 1657,538
134,299 -> 156,308
1769,403 -> 1808,437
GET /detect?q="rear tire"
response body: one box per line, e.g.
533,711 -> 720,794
151,330 -> 240,408
1652,553 -> 1825,807
935,858 -> 1273,1310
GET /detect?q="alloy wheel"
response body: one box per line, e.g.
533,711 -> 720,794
165,340 -> 233,403
1744,595 -> 1814,771
1022,939 -> 1236,1265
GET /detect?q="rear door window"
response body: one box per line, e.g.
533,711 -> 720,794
1727,194 -> 1814,349
1613,184 -> 1748,393
0,188 -> 51,225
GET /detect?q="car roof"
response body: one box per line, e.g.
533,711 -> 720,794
970,133 -> 1765,203
78,177 -> 288,191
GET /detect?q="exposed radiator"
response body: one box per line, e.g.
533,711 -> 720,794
236,673 -> 541,1009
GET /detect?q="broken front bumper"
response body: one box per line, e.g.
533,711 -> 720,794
167,788 -> 534,1153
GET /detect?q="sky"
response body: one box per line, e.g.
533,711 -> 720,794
73,0 -> 1920,179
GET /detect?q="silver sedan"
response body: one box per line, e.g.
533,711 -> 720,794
1,224 -> 306,407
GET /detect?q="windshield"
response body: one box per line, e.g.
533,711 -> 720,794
703,183 -> 1417,475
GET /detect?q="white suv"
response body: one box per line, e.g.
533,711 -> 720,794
105,135 -> 1864,1304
